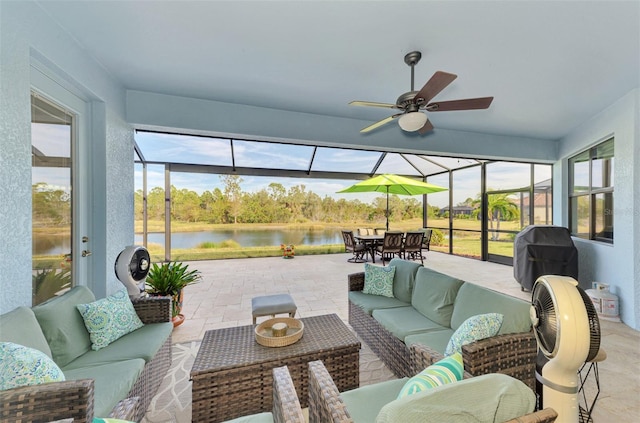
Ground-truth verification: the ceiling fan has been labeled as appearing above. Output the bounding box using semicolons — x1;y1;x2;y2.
349;51;494;134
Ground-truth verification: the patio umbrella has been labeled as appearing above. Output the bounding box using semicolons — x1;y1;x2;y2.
337;174;447;231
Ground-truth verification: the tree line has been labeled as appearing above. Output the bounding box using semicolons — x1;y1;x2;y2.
134;175;435;224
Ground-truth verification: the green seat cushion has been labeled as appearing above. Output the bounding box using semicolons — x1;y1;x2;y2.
63;322;172;370
450;283;531;334
32;286;95;367
388;258;423;303
404;329;455;355
63;358;145;418
372;307;447;340
0;306;52;358
375;373;536;423
222;412;274;422
341;377;408;423
411;268;464;327
349;291;410;315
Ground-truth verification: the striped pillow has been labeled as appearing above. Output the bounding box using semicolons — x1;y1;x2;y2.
397;352;464;398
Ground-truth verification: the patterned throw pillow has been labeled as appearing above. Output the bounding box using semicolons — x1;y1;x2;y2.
362;263;396;297
397;352;464;398
445;313;504;356
0;342;65;390
76;289;144;351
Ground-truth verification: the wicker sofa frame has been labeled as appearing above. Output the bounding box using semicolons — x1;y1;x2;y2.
308;343;558;423
0;296;172;423
348;271;538;389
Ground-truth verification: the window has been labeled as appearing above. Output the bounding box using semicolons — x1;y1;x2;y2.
569;138;614;242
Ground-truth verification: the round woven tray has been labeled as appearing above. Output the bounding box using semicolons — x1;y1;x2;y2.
255;317;304;347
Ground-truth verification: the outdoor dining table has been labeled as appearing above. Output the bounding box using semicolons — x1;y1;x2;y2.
354;234;384;263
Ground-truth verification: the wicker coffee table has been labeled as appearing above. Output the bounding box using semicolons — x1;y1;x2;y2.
190;313;360;423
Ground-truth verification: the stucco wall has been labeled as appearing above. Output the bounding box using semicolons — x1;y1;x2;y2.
0;1;133;313
556;89;639;329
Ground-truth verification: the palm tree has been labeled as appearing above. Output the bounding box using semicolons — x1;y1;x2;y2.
471;192;520;240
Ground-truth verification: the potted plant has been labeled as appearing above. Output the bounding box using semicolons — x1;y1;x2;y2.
145;261;201;327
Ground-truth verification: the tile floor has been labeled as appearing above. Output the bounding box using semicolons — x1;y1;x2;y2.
174;252;639;422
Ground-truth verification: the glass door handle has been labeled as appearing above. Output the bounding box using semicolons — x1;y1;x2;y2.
82;250;92;257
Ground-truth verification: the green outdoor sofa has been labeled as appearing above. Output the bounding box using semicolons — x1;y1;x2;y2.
308;348;558;423
348;258;537;388
0;285;173;423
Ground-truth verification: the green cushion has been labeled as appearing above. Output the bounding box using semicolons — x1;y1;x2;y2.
32;286;95;367
397;352;464;398
0;306;52;358
63;322;172;370
222;413;274;422
445;313;503;356
349;291;410;315
375;373;536;423
372;307;447;340
341;377;408;423
76;290;144;351
363;264;395;297
450;283;532;334
0;342;65;390
63;359;145;418
404;330;455;355
411;268;464;327
388;258;422;303
93;419;135;423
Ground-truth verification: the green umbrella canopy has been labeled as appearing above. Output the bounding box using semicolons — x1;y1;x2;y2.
337;174;447;230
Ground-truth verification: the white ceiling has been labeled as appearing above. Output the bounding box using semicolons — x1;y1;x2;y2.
37;1;639;141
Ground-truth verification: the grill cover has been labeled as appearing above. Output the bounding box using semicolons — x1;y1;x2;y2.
513;225;578;291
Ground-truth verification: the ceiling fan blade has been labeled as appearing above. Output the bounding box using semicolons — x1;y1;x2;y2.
418;119;434;134
349;100;397;109
427;97;494;111
414;71;457;105
360;114;399;133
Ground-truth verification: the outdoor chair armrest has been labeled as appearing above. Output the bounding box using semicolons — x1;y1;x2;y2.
132;295;172;323
108;397;140;420
308;360;353;423
461;331;537;390
272;366;305;423
504;407;558;423
348;272;365;292
409;343;473;378
0;379;94;423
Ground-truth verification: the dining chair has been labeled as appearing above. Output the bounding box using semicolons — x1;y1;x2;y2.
342;230;367;263
403;231;424;264
376;232;404;266
420;228;433;259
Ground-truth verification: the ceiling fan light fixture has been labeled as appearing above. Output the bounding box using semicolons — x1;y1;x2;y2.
398;112;428;132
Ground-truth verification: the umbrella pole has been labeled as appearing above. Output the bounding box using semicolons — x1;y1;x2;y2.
386;187;389;231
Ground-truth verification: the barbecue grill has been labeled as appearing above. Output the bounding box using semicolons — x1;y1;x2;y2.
513;225;579;292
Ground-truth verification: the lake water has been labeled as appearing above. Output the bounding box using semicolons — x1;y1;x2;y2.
135;228;343;249
34;228;344;256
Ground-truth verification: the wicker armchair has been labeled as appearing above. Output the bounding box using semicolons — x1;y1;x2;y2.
0;296;171;423
308;345;558;423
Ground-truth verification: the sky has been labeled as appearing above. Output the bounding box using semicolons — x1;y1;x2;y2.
31;126;551;209
134;132;551;208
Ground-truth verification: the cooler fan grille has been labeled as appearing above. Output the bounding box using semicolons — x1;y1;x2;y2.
577;286;601;361
532;284;558;356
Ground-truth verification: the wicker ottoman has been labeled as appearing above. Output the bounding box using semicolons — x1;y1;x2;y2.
251;294;297;324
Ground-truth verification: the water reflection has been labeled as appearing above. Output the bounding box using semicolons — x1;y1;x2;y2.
137;228;343;249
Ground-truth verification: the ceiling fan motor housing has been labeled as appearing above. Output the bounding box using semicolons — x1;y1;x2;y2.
531;275;599;423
